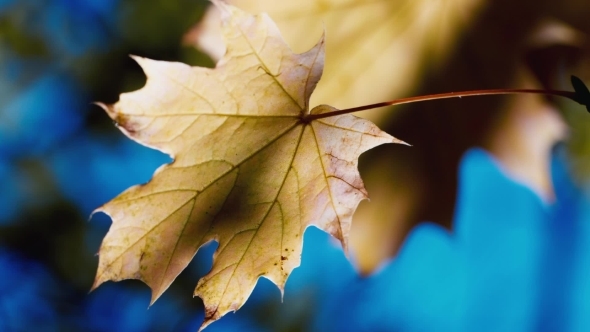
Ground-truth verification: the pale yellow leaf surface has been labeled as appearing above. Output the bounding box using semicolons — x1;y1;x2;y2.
92;2;402;329
187;0;484;122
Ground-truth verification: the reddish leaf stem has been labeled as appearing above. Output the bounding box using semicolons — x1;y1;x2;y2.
305;88;579;121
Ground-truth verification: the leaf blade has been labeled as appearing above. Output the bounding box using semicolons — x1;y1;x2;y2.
93;3;402;329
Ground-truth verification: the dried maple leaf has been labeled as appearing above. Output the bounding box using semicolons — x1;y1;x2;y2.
92;2;402;329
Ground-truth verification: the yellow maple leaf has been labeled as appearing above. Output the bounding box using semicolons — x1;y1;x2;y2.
92;2;403;329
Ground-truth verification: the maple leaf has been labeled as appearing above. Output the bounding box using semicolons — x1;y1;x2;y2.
92;2;403;329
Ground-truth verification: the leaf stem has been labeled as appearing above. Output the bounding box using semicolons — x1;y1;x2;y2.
306;88;579;121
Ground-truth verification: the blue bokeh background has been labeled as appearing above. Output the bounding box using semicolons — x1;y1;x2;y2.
1;1;590;331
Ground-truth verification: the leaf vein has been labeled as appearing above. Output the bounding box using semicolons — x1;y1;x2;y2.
212;125;305;306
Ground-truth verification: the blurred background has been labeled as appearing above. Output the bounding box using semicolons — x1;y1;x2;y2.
1;0;590;331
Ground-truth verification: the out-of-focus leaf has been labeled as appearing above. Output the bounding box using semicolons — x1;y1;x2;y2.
487;67;567;202
187;0;485;122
